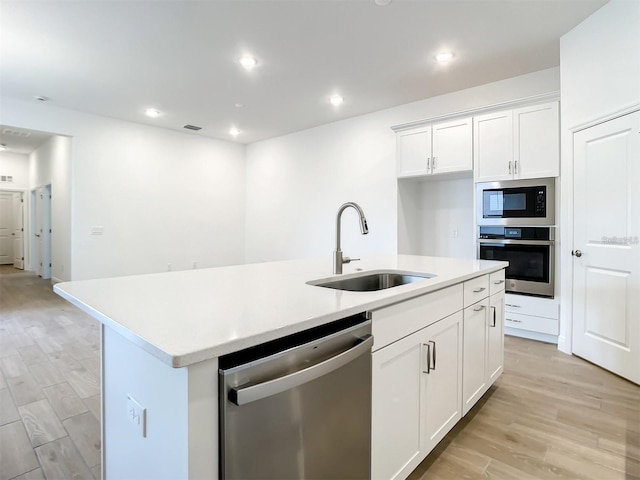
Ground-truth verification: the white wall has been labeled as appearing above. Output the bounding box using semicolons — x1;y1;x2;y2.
1;98;246;280
0;151;29;189
559;0;640;353
30;136;72;281
560;0;640;129
245;67;560;263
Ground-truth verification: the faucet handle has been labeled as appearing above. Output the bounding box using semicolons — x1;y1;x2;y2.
343;257;360;264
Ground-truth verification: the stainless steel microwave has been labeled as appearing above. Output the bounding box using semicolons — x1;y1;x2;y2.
476;178;555;226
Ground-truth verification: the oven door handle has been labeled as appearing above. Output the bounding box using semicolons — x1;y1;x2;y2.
477;239;555;246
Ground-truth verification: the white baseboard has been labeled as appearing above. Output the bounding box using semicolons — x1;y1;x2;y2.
505;327;558;344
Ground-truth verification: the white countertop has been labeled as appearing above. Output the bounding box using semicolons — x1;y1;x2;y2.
54;255;507;368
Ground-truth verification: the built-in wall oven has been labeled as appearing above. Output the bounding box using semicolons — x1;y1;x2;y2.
478;226;554;297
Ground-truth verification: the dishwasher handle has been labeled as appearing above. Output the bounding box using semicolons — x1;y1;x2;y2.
230;334;373;406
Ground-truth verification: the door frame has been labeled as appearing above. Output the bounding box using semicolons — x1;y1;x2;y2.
0;187;28;269
559;103;640;355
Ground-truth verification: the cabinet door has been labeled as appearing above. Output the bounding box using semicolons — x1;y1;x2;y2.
397;126;432;177
474;110;513;182
431;117;472;175
462;298;489;415
421;312;463;454
372;332;424;480
487;292;504;384
514;102;559;179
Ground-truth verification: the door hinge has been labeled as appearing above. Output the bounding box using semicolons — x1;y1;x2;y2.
49;229;52;233
21;257;24;261
49;263;52;268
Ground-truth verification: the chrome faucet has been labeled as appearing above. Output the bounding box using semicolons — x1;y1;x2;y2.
333;202;369;274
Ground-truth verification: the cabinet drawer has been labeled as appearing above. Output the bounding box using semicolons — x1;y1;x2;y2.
372;284;463;351
504;312;558;335
463;275;490;308
489;270;506;296
504;294;559;320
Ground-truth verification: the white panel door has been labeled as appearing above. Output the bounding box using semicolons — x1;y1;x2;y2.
0;192;13;265
572;111;640;385
35;186;52;279
13;192;24;269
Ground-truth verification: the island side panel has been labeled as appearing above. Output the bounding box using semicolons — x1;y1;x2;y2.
188;357;219;479
103;326;189;479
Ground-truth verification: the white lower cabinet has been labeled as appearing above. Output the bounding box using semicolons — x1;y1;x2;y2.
371;271;505;480
488;291;505;384
462;298;489;414
371;312;462;480
462;291;505;415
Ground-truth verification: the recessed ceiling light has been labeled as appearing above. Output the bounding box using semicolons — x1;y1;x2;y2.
229;127;240;136
374;0;392;5
145;108;161;118
435;52;454;64
329;95;344;106
0;144;7;151
35;95;48;102
234;103;244;108
239;56;258;70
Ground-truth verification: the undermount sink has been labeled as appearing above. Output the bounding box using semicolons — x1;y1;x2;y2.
307;270;436;292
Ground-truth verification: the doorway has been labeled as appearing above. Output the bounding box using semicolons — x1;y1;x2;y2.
0;190;25;269
571;111;640;385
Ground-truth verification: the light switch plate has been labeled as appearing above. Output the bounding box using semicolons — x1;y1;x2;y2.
127;395;146;437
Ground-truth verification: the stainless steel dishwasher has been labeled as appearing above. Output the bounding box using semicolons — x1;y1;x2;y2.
219;313;373;479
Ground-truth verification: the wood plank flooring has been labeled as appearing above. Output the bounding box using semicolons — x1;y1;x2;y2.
1;265;639;479
0;266;101;480
408;330;640;479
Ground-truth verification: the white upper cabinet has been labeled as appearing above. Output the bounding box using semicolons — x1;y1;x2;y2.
473;110;514;182
514;102;560;179
474;101;559;182
397;125;432;177
397;117;472;178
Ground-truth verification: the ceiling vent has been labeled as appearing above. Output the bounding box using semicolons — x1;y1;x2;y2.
2;128;31;138
183;125;202;131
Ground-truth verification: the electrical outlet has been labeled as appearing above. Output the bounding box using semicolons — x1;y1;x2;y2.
452;228;459;238
91;226;104;235
127;395;146;437
192;261;198;269
167;263;172;272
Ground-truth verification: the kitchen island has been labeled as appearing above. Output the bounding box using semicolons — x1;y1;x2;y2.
54;254;507;480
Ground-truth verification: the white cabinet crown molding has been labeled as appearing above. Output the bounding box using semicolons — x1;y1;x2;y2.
391;91;560;133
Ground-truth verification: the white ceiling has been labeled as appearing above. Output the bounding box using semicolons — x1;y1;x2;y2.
0;126;52;155
0;0;607;145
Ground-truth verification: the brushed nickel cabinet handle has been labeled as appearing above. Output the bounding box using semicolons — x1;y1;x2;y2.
473;287;486;293
422;343;431;374
474;305;486;312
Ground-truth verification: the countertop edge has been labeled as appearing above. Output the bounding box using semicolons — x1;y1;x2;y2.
55;260;508;368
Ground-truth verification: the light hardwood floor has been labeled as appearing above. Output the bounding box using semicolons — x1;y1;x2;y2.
1;266;639;480
0;266;100;480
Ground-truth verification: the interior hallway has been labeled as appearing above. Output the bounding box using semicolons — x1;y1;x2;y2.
0;265;639;480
